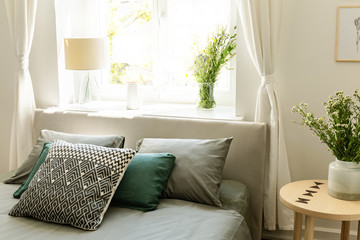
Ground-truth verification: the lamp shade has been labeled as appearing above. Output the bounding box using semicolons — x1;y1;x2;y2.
64;38;106;70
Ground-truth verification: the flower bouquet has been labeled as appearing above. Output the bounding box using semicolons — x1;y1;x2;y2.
192;26;237;109
293;90;360;200
292;90;360;163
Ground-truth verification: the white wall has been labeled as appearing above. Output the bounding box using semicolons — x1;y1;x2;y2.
1;0;360;236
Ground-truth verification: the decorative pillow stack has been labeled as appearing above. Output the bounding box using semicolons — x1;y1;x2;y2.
12;145;176;213
9;140;136;230
8;131;233;230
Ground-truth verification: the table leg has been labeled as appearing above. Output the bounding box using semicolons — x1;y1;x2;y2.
293;212;302;240
304;215;314;240
340;221;350;240
357;221;360;240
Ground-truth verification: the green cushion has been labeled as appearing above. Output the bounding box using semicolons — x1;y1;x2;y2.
112;153;176;211
13;142;52;198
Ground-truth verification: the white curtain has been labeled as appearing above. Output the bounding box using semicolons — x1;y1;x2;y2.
237;0;293;230
5;0;38;170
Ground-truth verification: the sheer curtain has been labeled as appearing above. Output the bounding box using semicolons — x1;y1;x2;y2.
237;0;293;230
5;0;38;170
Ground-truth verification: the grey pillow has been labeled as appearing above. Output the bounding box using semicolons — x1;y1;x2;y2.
4;130;125;184
137;137;233;207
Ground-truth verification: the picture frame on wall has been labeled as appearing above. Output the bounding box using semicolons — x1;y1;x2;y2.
336;6;360;62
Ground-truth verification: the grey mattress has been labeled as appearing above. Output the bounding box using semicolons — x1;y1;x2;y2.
0;172;252;240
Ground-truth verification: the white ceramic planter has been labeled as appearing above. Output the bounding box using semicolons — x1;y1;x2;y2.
126;82;142;110
328;159;360;200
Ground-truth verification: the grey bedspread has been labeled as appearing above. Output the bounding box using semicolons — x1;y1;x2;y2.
0;181;252;240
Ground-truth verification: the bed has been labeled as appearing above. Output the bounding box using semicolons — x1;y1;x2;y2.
0;110;268;240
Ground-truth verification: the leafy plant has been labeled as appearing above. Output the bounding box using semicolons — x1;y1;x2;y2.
192;26;237;109
107;1;152;84
197;83;215;109
110;63;129;84
292;90;360;163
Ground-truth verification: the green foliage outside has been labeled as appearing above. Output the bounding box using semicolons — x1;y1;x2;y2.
292;90;360;163
107;1;152;84
192;26;237;109
110;63;128;84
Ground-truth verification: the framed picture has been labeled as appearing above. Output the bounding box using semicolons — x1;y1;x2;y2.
336;6;360;62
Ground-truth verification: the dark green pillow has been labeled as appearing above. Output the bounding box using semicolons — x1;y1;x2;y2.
13;142;52;198
112;153;176;211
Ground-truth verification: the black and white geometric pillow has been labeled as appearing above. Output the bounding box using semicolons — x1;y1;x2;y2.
9;140;136;230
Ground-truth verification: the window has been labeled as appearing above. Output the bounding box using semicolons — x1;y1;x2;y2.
100;0;237;105
57;0;237;106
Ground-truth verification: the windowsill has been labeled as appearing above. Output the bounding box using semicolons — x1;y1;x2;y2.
43;101;243;121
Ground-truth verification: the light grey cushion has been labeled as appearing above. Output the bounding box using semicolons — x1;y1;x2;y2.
137;137;233;207
4;130;125;184
9;140;136;230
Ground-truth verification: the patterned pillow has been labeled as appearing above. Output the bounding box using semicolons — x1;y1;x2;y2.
9;140;136;230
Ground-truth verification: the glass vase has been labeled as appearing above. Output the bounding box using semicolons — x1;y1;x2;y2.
197;82;215;110
328;159;360;200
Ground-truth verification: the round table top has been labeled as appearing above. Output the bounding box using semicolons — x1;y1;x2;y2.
280;180;360;221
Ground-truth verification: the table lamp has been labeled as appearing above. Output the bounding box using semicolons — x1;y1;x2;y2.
64;38;106;104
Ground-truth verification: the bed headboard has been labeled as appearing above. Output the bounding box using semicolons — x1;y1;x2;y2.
34;109;268;240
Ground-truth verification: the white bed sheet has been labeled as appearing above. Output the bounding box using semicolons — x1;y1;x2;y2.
0;182;251;240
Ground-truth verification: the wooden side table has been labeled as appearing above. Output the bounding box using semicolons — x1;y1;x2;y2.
280;180;360;240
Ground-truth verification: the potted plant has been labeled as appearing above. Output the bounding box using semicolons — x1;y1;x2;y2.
292;90;360;200
192;26;237;110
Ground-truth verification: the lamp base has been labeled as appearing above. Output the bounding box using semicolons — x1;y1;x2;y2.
78;71;98;104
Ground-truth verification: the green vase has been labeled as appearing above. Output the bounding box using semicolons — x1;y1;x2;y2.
197;82;215;110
